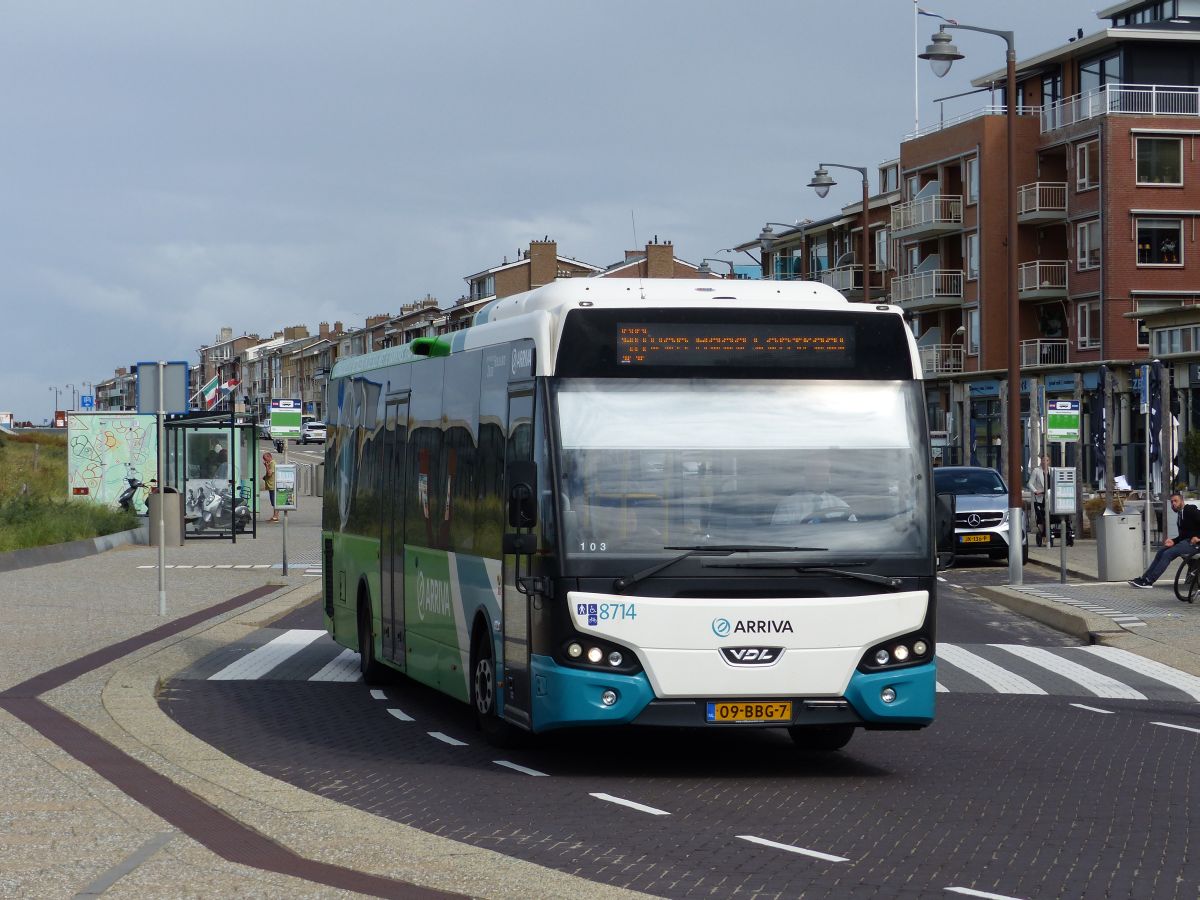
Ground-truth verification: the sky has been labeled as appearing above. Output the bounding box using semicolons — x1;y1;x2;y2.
2;0;1101;422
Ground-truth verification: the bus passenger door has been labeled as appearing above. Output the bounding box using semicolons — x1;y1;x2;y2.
501;386;535;727
381;395;409;665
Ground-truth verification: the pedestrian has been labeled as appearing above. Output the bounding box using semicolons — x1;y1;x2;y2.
262;451;278;522
1029;456;1048;546
1128;492;1200;589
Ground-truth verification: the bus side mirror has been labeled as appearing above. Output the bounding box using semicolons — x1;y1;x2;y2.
506;460;537;529
935;491;956;570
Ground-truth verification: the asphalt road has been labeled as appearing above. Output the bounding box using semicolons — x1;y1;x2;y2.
161;564;1200;899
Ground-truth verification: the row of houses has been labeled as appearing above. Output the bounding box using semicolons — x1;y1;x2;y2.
92;238;721;423
97;0;1200;490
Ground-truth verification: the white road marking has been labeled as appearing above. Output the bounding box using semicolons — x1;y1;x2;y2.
216;564;233;568
936;682;949;693
369;689;387;700
589;793;670;816
194;564;213;569
174;564;193;569
736;835;848;863
993;644;1145;699
1071;645;1200;702
387;708;414;722
253;564;271;568
428;731;466;746
233;564;253;569
494;760;548;777
945;887;1025;900
1070;703;1115;715
208;629;324;680
1152;721;1200;735
308;648;361;682
937;644;1047;694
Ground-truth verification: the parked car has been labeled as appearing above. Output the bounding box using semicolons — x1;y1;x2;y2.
258;421;272;441
300;420;326;444
933;466;1028;565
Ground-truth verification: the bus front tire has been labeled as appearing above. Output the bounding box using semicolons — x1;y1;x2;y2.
357;598;387;685
788;724;855;752
471;626;525;747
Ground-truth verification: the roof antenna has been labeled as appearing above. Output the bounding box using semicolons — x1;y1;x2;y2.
631;209;644;299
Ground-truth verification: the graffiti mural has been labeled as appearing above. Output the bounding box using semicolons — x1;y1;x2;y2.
67;413;158;512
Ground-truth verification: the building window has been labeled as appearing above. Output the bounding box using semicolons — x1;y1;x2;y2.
1077;220;1101;270
1042;70;1062;107
1076;140;1100;191
966;232;980;280
809;236;829;273
966;307;980;356
879;164;899;194
1137;318;1150;348
965;157;979;205
1137;218;1183;265
1079;50;1121;95
1153;326;1188;355
1136;137;1183;185
1077;300;1101;350
875;227;889;270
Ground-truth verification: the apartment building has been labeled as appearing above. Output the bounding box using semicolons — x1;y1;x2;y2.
93;367;137;412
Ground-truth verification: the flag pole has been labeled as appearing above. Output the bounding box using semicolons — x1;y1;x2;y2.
914;0;920;133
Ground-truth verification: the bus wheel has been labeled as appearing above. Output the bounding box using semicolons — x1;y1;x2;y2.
357;597;387;685
788;724;855;752
471;627;525;747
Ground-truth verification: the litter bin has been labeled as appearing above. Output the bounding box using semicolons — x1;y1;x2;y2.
147;490;184;547
315;463;324;497
1095;513;1143;582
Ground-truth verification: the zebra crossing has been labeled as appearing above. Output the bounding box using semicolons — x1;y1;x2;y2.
185;629;1200;704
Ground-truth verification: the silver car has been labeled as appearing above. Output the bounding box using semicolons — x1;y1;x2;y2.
933;466;1028;564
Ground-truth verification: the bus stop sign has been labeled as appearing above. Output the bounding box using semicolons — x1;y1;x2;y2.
1047;400;1080;442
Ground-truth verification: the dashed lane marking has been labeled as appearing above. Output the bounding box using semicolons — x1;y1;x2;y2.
369;689;387;700
1152;721;1200;735
1070;703;1115;714
388;709;414;723
736;835;848;863
589;793;670;816
494;760;548;777
945;887;1025;900
428;731;466;746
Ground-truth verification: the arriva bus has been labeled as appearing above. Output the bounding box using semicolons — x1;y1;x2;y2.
322;279;949;751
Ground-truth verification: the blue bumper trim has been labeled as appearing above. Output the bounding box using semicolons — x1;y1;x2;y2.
529;654;655;732
843;661;936;724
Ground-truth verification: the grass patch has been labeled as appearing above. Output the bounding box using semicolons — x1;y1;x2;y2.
0;431;138;551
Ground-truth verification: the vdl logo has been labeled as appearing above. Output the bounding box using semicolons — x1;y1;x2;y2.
711;618;732;638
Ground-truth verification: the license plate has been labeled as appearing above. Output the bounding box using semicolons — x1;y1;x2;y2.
706;701;793;723
960;534;990;544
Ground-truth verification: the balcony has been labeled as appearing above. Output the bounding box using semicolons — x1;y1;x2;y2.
918;344;964;375
817;265;885;300
1017;260;1068;300
1042;83;1200;133
890;269;964;312
1017;182;1067;223
891;195;963;240
904;105;1040;141
1020;339;1069;367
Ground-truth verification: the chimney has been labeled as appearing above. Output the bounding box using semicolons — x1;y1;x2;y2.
528;239;558;288
645;239;674;279
334;320;343;333
319;321;330;338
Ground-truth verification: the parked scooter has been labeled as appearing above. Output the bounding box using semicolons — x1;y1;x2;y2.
116;468;156;514
195;485;252;533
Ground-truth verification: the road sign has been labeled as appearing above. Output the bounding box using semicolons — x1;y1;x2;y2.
135;361;189;414
270;398;302;439
274;463;298;509
1051;467;1077;515
80;394;94;410
1046;400;1080;442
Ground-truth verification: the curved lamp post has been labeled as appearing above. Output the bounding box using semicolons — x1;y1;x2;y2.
696;258;736;278
921;22;1023;585
48;385;61;421
807;163;872;303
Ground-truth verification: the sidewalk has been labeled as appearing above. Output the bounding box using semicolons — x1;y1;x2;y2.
971;534;1200;678
0;484;640;899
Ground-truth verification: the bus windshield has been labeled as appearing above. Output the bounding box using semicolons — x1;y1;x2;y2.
554;379;929;562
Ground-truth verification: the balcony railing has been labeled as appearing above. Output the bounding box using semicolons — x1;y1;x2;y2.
891;195;963;238
1017;260;1068;299
904;105;1040;141
890;269;964;311
1042;83;1200;133
1017;182;1067;222
918;344;964;375
816;264;885;299
1020;339;1069;367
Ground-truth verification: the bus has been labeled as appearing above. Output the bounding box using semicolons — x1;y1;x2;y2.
322;279;947;751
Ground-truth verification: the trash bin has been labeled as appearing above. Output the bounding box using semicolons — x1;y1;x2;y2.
1095;513;1144;582
147;490;184;547
315;463;324;497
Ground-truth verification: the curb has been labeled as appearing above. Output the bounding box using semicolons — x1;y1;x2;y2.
0;524;148;573
970;584;1123;642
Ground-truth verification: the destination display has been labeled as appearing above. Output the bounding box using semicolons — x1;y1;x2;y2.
617;323;854;367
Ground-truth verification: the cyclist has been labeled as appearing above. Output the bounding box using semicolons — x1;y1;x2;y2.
1128;492;1200;589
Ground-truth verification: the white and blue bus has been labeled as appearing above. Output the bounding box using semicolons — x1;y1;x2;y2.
322;279;947;751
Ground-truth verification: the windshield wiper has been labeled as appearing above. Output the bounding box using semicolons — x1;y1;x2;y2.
701;560;903;591
613;545;826;594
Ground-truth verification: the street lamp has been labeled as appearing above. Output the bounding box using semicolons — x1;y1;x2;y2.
65;383;77;411
696;258;736;278
807;163;872;303
921;22;1023;585
48;385;61;420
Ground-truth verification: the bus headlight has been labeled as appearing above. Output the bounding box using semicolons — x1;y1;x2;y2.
587;646;604;664
859;632;931;672
567;642;583;659
874;649;890;665
608;651;623;667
